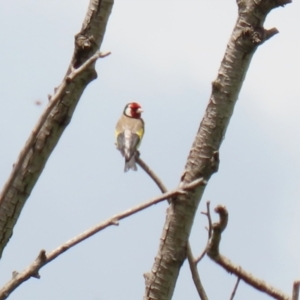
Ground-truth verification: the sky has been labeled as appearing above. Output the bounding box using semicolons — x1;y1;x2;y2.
0;0;299;299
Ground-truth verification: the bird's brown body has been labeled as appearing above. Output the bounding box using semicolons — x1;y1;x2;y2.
115;103;144;171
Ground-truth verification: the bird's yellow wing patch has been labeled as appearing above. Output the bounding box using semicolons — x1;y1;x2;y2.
115;129;121;145
135;127;144;140
135;127;144;148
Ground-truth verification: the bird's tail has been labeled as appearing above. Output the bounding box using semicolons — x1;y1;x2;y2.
124;155;137;172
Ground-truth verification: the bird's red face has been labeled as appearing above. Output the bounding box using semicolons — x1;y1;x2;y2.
124;102;143;119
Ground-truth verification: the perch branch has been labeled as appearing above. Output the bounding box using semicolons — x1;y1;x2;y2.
136;157;168;194
207;205;290;300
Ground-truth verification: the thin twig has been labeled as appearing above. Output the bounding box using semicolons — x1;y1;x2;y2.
186;244;209;300
207;205;290;300
205;201;212;238
136;157;168;193
136;157;208;300
195;201;212;264
292;280;300;300
0;179;201;300
67;51;111;80
229;277;240;300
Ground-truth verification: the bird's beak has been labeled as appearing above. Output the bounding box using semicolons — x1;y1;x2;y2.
137;108;143;113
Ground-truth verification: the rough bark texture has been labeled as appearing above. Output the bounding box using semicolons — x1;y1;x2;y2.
144;0;291;299
0;0;114;258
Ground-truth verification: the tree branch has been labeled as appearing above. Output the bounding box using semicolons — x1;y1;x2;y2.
136;157;168;194
293;280;300;300
143;1;291;299
194;201;212;264
207;205;290;300
0;178;204;300
0;0;114;259
229;277;241;300
137;157;208;300
67;51;111;81
186;244;209;300
1;51;110;213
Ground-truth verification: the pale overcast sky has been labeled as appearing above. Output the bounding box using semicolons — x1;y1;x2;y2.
0;1;299;299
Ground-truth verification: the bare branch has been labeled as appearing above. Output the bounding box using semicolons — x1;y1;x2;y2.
67;51;111;81
205;201;212;238
144;1;292;298
195;201;212;264
186;244;209;300
136;157;168;194
229;277;241;300
1;50;111;213
0;0;114;258
182;178;207;191
207;206;290;300
137;157;208;299
0;179;204;299
293;280;300;300
264;28;279;41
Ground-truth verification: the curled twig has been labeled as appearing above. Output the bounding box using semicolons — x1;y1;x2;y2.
207;205;290;300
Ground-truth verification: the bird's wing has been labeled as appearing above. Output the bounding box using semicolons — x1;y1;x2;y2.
115;115;144;160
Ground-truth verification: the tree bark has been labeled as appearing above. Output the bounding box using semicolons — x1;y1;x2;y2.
144;0;291;299
0;0;113;258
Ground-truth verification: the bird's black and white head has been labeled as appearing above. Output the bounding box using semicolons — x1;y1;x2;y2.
123;102;143;119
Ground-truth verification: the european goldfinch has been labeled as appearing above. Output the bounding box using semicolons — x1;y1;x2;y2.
115;102;144;172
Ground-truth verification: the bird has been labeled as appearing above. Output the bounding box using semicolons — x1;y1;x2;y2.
115;102;144;172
